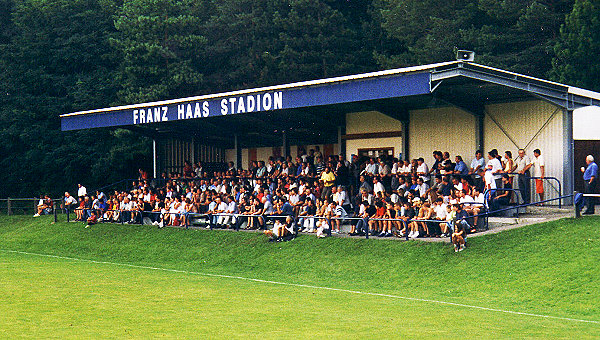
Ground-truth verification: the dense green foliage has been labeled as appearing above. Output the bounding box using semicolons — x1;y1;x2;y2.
0;215;599;336
0;0;597;197
552;0;600;91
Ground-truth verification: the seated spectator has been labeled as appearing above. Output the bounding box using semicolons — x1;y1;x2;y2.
181;198;194;226
368;201;386;235
85;210;98;228
74;197;85;221
61;192;77;213
440;204;454;237
97;198;109;221
264;216;295;241
378;201;396;237
408;201;434;238
416;177;429;200
396;201;414;237
364;158;378;177
490;175;512;211
246;197;264;230
315;200;333;238
110;198;121;222
349;200;369;236
34;194;53;217
373;177;385;196
331;201;348;234
299;198;317;232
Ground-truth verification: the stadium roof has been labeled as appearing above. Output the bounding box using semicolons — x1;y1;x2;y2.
60;61;600;147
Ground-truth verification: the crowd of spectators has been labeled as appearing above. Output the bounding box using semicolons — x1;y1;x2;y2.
63;146;545;244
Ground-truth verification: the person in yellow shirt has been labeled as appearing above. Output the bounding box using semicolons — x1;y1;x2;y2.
320;166;336;200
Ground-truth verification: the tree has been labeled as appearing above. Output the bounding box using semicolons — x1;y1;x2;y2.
0;0;151;197
374;0;572;78
201;0;375;92
374;0;482;67
551;0;600;90
112;0;209;103
471;0;572;77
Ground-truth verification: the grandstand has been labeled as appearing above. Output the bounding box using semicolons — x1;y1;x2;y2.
58;59;600;238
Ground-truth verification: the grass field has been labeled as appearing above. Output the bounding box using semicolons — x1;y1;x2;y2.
1;215;599;338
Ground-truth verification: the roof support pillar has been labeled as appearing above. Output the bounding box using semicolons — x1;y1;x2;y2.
401;117;409;161
152;138;157;179
338;125;346;160
476;113;484;153
563;108;574;205
282;131;289;158
234;134;242;170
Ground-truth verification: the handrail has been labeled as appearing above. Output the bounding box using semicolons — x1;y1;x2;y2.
502;174;562;208
64;193;576;241
483;188;523;220
480;194;573;218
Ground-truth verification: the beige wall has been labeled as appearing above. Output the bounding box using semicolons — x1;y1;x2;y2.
346;111;403;134
345;111;403;160
409;106;477;164
225;143;340;169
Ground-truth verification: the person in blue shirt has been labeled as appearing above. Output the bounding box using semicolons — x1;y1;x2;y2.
453;155;469;176
581;155;598;214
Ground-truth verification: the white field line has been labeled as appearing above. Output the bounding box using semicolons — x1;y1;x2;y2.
1;249;598;325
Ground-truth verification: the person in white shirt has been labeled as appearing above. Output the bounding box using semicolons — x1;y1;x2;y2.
532;148;545;203
416;177;429;199
213;196;228;227
391;160;401;175
484;165;496;190
373;177;385;196
365;158;378;176
77;184;87;199
62;192;77;213
487;151;503;188
219;195;238;227
416;158;430;182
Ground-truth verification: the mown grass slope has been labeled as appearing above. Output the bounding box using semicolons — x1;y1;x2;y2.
0;215;599;337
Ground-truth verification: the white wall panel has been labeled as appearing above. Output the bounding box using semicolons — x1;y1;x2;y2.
484;100;564;199
409;106;477;164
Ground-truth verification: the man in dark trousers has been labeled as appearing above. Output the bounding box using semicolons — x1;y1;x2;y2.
581;155;598;215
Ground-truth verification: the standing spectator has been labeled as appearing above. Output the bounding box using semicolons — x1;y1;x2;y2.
469;150;485;177
416;158;430;182
77;184;87;199
451;212;467;252
487;150;503;189
513;149;532;204
581;155;598;215
139;168;150;181
194;162;204;177
320;166;336;200
532;149;545;203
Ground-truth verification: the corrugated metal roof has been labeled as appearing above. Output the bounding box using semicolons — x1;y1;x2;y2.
60;60;600;118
